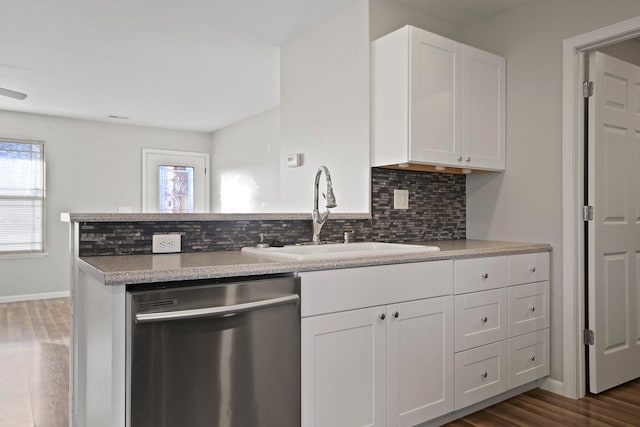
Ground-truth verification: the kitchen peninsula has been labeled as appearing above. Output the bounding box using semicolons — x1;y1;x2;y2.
67;213;551;427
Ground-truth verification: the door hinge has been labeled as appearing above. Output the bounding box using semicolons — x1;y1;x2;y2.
584;329;594;346
583;81;594;98
582;205;594;221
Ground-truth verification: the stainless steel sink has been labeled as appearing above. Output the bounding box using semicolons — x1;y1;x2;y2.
241;242;440;261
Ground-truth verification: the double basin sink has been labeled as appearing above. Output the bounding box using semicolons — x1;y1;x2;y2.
241;242;440;261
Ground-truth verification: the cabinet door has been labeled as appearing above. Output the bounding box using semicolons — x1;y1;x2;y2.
454;341;508;410
462;45;505;171
409;27;462;166
302;307;386;427
386;296;454;427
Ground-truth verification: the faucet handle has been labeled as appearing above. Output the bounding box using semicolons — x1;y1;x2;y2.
344;230;355;244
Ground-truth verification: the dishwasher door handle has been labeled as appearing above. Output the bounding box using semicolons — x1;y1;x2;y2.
135;294;299;323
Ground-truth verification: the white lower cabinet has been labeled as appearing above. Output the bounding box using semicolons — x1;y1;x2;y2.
301;296;454;427
301;252;551;425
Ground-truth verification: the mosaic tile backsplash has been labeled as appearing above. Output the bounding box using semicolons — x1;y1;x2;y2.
79;168;466;256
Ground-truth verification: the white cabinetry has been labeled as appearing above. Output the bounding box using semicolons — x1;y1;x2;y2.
371;25;505;173
300;261;454;427
452;252;550;410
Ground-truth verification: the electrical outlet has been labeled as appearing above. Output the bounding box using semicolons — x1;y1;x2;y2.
393;189;409;210
152;234;181;253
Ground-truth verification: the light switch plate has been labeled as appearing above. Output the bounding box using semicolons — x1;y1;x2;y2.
152;234;181;253
394;189;409;209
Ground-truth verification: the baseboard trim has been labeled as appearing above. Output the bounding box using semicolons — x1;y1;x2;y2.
0;291;70;303
540;377;565;396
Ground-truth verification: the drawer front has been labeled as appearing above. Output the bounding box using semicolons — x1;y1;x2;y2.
454;256;507;294
454;341;508;410
508;252;549;286
508;329;550;389
508;281;550;337
455;289;507;352
300;260;453;317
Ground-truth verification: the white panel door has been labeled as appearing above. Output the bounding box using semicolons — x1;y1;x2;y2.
386;296;453;427
587;51;640;393
301;307;386;427
142;148;210;213
409;28;462;166
462;45;506;170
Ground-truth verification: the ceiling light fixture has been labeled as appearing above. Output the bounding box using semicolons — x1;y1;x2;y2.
0;87;28;100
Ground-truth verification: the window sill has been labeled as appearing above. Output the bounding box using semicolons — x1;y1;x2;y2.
0;252;48;260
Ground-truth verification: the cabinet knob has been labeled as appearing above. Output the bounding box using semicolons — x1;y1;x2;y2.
530;267;536;273
379;313;386;320
393;311;400;318
480;371;488;379
529;305;536;312
457;156;463;162
480;316;488;324
529;355;535;362
466;157;471;162
481;273;489;279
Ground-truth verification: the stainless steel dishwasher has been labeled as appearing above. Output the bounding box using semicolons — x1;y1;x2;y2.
126;275;300;427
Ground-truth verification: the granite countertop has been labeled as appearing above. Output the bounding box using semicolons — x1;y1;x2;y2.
78;240;551;286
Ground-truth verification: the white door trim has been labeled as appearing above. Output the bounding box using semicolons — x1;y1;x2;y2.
562;16;640;399
141;148;210;213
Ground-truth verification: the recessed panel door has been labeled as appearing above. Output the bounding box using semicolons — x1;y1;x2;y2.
587;51;640;393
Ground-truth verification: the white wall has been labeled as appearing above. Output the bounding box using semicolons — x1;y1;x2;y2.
369;0;463;41
0;110;210;300
279;0;371;213
211;107;282;212
463;0;640;384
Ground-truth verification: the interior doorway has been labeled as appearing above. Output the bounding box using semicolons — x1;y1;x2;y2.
562;16;640;399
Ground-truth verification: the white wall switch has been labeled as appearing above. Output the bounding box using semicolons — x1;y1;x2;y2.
393;189;409;210
287;153;303;168
152;234;182;253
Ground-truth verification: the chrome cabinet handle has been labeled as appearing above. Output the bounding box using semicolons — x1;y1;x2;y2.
393;311;400;318
529;355;536;362
135;294;299;323
481;273;489;279
480;316;488;324
480;371;488;379
457;156;463;162
529;305;536;312
466;157;471;162
530;267;536;273
380;313;386;320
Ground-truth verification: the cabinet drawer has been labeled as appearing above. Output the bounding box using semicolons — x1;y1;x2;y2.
508;329;550;389
454;289;507;351
454;256;507;294
454;341;508;410
508;281;550;337
300;260;453;317
508;252;549;286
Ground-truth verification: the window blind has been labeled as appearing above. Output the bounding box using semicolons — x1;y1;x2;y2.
0;139;45;254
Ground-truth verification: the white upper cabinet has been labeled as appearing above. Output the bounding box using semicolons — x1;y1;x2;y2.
372;25;506;172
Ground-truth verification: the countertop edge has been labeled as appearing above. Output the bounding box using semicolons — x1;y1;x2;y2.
85;242;552;286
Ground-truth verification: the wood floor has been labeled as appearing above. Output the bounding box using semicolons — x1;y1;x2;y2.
0;298;639;427
0;298;69;427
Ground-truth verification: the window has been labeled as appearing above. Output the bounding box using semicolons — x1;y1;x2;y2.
158;165;194;213
0;139;45;254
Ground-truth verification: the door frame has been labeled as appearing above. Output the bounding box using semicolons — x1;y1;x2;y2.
562;16;640;399
141;148;210;213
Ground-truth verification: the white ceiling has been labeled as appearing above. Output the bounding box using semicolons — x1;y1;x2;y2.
1;0;528;133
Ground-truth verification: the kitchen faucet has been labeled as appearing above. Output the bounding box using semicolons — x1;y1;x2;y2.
312;165;337;244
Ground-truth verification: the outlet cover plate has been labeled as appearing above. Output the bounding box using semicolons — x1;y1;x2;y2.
393;189;409;210
152;234;182;253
